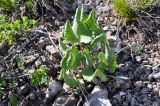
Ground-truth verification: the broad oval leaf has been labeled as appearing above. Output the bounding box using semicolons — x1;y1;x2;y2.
63;70;79;88
67;47;82;69
81;67;95;82
95;68;107;82
98;52;108;66
80;35;92;43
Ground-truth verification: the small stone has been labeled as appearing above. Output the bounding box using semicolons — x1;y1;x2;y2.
84;86;111;106
119;91;126;96
103;26;109;31
46;81;62;99
116;76;131;89
147;84;153;89
153;88;159;93
34;59;42;67
123;102;129;106
131;97;138;106
24;55;38;64
135;81;144;87
19;84;31;95
38;37;46;48
126;93;132;103
113;94;122;103
46;45;61;59
53;95;78;106
55;19;60;26
29;92;36;100
135;56;142;62
0;56;5;72
111;99;119;105
0;42;3;50
140;88;149;94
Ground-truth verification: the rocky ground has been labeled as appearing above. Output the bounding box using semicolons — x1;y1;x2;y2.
0;0;160;106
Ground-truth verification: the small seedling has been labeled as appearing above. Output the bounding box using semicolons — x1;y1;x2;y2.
112;0;133;19
131;44;143;56
59;7;117;88
0;15;36;44
134;0;153;10
30;66;50;86
15;55;25;70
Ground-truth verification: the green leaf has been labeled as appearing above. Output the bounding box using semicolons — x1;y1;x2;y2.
91;33;105;46
93;26;104;36
82;67;95;82
59;40;68;55
60;47;82;70
67;47;82;69
63;20;78;43
96;68;107;82
60;49;70;70
81;48;95;81
74;7;81;21
72;19;92;39
80;5;87;21
86;8;97;30
80;35;92;43
9;96;17;106
98;52;108;66
63;70;79;88
105;43;117;73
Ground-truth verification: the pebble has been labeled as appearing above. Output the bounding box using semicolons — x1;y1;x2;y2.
0;56;5;72
126;93;132;103
46;45;61;59
84;86;111;106
24;55;38;64
135;56;143;62
131;97;138;106
46;80;62;99
29;92;36;100
19;84;31;95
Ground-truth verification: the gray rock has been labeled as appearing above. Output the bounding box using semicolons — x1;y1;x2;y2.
119;91;126;96
0;42;3;49
113;93;122;103
135;56;142;62
46;45;61;59
126;93;132;103
19;84;31;95
55;19;60;26
148;72;160;81
103;26;109;31
131;97;138;106
116;76;131;89
0;56;5;72
96;6;111;16
46;80;62;99
34;59;42;67
84;86;112;106
53;94;78;106
152;65;160;71
24;55;38;64
140;88;149;94
38;37;46;48
29;92;36;100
